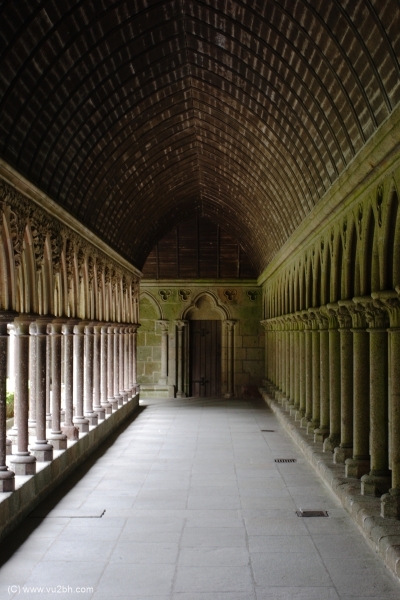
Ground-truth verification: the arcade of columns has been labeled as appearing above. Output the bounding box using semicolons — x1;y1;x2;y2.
261;156;400;520
0;177;141;494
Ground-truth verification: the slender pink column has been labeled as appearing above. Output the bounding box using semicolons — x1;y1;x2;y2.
114;326;123;406
84;324;98;425
107;325;118;410
30;319;54;460
132;324;139;395
28;322;37;433
73;323;89;432
0;313;16;491
48;321;68;450
92;324;105;420
100;324;112;414
118;325;128;404
10;317;36;475
61;321;79;439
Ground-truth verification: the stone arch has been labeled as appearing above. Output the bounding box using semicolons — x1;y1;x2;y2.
362;206;380;295
139;291;163;321
182;291;230;321
383;185;400;288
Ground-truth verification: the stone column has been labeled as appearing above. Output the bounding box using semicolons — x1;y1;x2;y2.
260;320;268;382
307;309;320;434
132;324;139;395
157;320;169;385
323;304;341;453
287;317;295;409
314;308;329;443
114;326;123;407
92;324;105;420
0;313;16;491
360;301;391;495
224;320;236;398
377;292;400;518
118;325;127;404
61;321;79;439
46;323;52;427
30;319;54;460
10;317;36;475
301;311;312;429
333;303;354;463
48;320;67;450
176;320;187;398
293;316;301;416
73;323;89;432
100;324;112;414
296;314;306;421
84;324;98;425
284;318;290;403
345;298;370;479
28;322;37;433
107;325;117;410
123;325;130;399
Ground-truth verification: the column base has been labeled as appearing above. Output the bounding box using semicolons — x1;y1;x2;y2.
224;392;234;398
61;424;79;440
94;406;106;420
300;416;311;429
101;402;113;415
176;391;187;398
48;432;67;450
0;468;15;492
314;428;329;443
7;427;18;443
306;421;316;435
345;457;370;479
333;445;353;464
6;439;12;455
381;489;400;519
10;453;36;475
323;434;340;453
361;471;391;496
84;412;98;426
294;409;304;422
30;442;54;462
73;417;89;433
289;405;299;417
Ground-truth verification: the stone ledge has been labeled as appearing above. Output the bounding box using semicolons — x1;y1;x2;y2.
259;386;400;584
0;394;140;543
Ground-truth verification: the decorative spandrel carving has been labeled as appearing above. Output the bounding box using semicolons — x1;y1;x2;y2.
159;289;171;302
247;290;259;301
87;256;94;290
224;289;237;302
178;289;191;302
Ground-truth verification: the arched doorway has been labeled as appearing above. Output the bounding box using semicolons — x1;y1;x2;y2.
183;294;230;398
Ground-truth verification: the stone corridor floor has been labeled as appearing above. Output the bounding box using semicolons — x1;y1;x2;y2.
1;397;400;600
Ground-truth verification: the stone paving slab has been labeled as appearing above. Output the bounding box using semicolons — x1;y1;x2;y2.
0;396;400;599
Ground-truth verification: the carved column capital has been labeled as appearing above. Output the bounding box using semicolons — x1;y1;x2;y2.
338;298;367;329
156;319;169;332
372;290;400;328
175;319;188;330
324;303;340;329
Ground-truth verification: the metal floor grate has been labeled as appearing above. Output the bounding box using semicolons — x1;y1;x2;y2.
296;509;329;517
274;458;297;463
261;429;275;432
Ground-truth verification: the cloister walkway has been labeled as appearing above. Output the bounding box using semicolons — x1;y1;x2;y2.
0;397;399;600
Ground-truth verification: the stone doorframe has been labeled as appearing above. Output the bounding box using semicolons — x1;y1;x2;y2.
173;292;236;398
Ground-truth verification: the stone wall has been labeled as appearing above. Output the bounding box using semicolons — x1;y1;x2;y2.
138;282;264;398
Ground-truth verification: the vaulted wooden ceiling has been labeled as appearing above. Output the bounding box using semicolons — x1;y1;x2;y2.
0;1;399;273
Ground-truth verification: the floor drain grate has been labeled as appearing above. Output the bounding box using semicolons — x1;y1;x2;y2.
261;430;275;432
274;458;297;463
296;509;329;517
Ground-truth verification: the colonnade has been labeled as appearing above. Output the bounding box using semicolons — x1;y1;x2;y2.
262;290;400;519
0;314;139;492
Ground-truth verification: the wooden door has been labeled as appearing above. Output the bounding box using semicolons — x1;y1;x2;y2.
190;320;221;397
